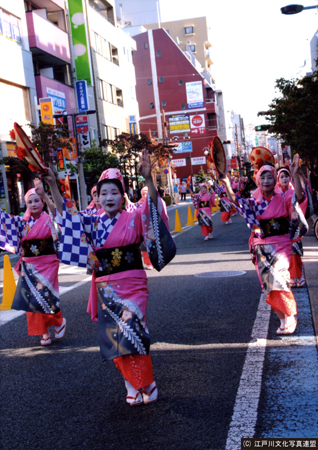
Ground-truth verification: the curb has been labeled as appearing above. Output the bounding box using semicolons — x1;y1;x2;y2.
302;227;318;347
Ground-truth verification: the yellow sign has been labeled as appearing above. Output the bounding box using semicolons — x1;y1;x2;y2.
39;97;54;124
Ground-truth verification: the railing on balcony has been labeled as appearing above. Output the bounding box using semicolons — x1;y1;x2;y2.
26;11;71;65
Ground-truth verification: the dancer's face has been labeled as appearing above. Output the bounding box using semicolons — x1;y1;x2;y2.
279;171;291;189
201;186;207;194
99;182;123;218
93;190;101;208
27;194;43;218
259;171;275;196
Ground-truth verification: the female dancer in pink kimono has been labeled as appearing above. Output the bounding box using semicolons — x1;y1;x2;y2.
124;186;154;269
83;185;101;215
276;167;307;287
219;154;308;335
0;183;66;346
191;182;216;240
42;150;176;406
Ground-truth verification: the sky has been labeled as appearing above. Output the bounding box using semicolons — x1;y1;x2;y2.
159;0;318;126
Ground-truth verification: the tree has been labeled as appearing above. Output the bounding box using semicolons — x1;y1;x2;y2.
82;140;120;191
0;122;71;176
258;67;318;163
195;166;207;184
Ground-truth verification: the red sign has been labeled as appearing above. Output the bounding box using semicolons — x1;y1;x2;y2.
75;115;89;135
190;114;206;135
192;115;203;126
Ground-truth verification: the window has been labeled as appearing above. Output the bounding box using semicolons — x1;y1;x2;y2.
153;130;157;136
184;26;194;35
161;101;166;107
102;81;107;101
159;77;164;83
188;44;196;53
150;103;154;109
103;39;111;60
116;88;123;107
94;32;101;53
156;51;161;57
186;156;191;163
144;42;148;49
106;83;113;103
178;80;183;85
111;45;119;65
148;79;152;85
97;78;103;99
181;104;186;110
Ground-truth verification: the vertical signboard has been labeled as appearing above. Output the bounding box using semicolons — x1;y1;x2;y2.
76;80;89;112
186;81;204;109
68;0;92;85
39;97;54;124
75;115;91;150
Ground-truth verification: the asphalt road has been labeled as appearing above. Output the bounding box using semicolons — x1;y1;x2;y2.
1;202;317;450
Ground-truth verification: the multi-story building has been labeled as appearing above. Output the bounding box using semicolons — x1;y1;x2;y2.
132;28;220;184
0;1;38;214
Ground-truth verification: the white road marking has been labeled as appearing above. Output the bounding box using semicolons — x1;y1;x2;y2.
59;276;91;295
225;293;271;450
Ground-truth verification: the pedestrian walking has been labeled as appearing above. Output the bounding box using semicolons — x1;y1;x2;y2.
42;150;176;406
173;183;179;204
190;182;215;240
0;181;66;346
179;183;187;201
219;154;308;335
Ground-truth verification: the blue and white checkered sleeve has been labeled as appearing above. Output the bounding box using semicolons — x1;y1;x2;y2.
0;209;23;254
58;200;95;267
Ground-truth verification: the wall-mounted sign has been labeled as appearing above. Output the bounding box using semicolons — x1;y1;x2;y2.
169;114;190;134
171;158;186;167
191;156;206;166
173;141;193;153
190;114;206;135
76;80;89;112
186;81;204;109
39;97;54;124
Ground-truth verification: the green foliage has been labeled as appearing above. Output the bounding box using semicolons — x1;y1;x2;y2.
195;166;207;184
258;67;318;162
82;140;120;190
29;122;71;165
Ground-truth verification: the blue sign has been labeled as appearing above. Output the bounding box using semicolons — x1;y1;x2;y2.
173;141;193;154
47;89;66;112
129;122;137;135
76;80;89;112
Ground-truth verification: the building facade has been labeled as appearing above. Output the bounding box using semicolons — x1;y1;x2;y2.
132;28;220;185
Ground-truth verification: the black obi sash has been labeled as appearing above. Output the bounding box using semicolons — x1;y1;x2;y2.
22;237;55;257
199;200;209;208
259;217;290;238
95;243;143;277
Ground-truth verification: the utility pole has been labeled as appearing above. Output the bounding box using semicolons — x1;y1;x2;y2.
162;109;173;196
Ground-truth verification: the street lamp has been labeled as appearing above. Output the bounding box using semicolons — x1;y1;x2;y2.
280;4;317;14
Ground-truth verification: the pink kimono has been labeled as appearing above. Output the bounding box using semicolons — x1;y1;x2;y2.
191;191;215;236
0;210;63;335
56;194;176;389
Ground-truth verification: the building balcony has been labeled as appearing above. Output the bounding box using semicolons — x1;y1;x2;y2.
26;11;71;66
205;98;219;115
31;0;65;11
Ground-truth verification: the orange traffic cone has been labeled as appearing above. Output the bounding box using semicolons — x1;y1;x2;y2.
0;255;17;310
173;210;184;232
186;205;195;226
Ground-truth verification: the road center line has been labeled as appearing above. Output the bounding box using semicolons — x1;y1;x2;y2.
225;293;271;450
